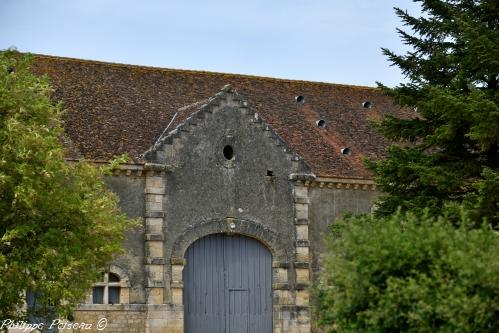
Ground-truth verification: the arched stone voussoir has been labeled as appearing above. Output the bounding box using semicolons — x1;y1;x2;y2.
171;218;291;263
108;264;131;287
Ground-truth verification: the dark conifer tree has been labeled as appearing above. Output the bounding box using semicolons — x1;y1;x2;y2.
370;0;499;224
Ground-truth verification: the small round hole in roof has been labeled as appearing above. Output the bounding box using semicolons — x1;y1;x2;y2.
316;119;326;128
341;147;351;156
362;101;372;109
295;95;305;103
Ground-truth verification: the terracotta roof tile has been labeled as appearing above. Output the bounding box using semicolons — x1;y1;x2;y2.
31;54;412;178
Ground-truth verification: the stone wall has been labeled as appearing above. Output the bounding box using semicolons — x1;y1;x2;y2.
308;178;380;273
70;306;146;333
105;174;147;304
307;177;380;332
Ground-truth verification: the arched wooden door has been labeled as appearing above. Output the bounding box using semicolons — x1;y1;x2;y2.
183;234;272;333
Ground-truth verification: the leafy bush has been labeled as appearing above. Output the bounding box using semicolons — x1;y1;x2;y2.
315;211;499;332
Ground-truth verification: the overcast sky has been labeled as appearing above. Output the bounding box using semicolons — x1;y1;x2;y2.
0;0;421;87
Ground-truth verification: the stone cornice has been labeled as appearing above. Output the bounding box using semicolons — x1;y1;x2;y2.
64;159;171;177
296;176;377;191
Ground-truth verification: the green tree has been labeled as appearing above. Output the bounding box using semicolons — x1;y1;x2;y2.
315;212;499;333
0;50;134;321
370;0;499;224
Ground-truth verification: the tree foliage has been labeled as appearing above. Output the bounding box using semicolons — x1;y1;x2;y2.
0;50;135;320
315;212;499;332
370;0;499;224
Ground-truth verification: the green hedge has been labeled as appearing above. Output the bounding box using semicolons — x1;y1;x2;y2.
315;212;499;332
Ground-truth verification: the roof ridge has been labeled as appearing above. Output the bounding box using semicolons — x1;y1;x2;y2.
32;53;380;91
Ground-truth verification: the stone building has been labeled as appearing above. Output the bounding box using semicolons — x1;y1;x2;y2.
30;55;411;333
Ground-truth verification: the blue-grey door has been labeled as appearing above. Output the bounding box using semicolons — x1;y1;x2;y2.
184;234;272;333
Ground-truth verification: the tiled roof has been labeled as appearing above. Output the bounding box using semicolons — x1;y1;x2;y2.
31;54;412;178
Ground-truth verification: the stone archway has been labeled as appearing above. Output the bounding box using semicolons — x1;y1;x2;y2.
170;218;291;263
168;219;298;333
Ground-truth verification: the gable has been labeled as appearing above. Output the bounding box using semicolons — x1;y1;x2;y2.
144;85;308;169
